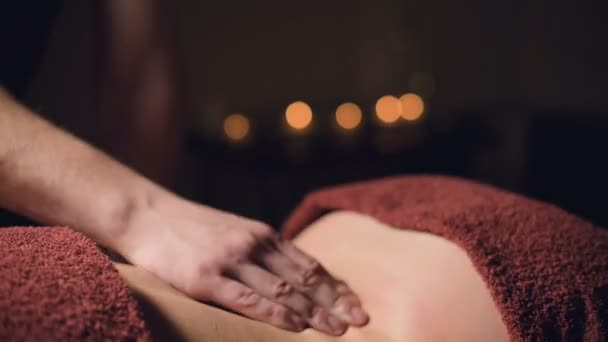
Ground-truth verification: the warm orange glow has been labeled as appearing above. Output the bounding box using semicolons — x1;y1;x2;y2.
399;93;425;121
223;113;250;141
335;102;362;130
285;101;313;130
375;95;401;124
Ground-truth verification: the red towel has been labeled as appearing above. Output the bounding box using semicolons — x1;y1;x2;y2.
282;175;608;342
0;227;150;341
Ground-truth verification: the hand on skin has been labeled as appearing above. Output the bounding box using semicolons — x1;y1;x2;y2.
116;196;369;335
0;89;367;336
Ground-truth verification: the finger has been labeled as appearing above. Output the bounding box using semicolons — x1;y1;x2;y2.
329;280;369;326
208;277;307;332
279;240;321;269
255;240;323;293
253;246;350;332
278;241;370;326
229;263;346;335
228;263;313;317
253;245;351;333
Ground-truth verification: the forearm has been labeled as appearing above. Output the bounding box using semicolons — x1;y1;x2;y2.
0;88;172;249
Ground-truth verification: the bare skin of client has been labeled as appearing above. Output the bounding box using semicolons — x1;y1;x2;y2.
116;211;510;341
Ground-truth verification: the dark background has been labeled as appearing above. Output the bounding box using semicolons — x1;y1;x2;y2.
3;0;608;229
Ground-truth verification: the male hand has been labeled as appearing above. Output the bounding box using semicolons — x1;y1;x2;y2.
116;196;369;335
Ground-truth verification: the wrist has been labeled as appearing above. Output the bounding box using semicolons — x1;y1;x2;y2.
99;182;175;255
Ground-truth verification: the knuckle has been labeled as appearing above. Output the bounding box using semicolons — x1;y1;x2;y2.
271;281;293;300
250;222;275;242
239;232;259;249
225;234;258;260
298;261;322;286
268;305;289;323
306;260;322;273
235;289;260;309
335;280;351;295
182;274;215;299
333;292;353;309
252;223;274;238
301;254;320;267
197;260;220;276
181;279;202;298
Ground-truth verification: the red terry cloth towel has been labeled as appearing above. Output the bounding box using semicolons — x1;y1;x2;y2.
0;227;150;341
282;175;608;342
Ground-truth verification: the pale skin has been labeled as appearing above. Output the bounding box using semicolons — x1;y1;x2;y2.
116;211;511;341
0;0;368;335
0;87;368;335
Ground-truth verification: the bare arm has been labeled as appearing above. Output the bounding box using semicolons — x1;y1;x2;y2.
0;88;368;335
0;0;369;334
0;87;165;248
0;0;183;245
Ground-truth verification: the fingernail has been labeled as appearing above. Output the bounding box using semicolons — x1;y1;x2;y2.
327;315;347;335
350;306;369;325
288;314;307;331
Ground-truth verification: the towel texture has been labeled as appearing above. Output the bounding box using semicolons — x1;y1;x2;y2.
0;227;150;341
282;175;608;342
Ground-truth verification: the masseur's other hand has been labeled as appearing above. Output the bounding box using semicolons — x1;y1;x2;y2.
116;195;369;335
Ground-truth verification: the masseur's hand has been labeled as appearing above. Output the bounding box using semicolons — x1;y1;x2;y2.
0;88;367;336
116;195;369;335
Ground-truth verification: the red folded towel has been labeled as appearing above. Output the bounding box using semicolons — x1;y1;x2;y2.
282;175;608;342
0;227;150;341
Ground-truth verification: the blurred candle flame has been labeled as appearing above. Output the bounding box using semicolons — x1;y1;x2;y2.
285;101;313;130
375;95;401;124
223;113;250;141
336;102;363;130
399;93;425;121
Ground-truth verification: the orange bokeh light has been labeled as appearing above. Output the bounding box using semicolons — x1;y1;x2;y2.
400;93;425;121
375;95;401;124
223;113;250;141
285;101;313;130
335;102;362;130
